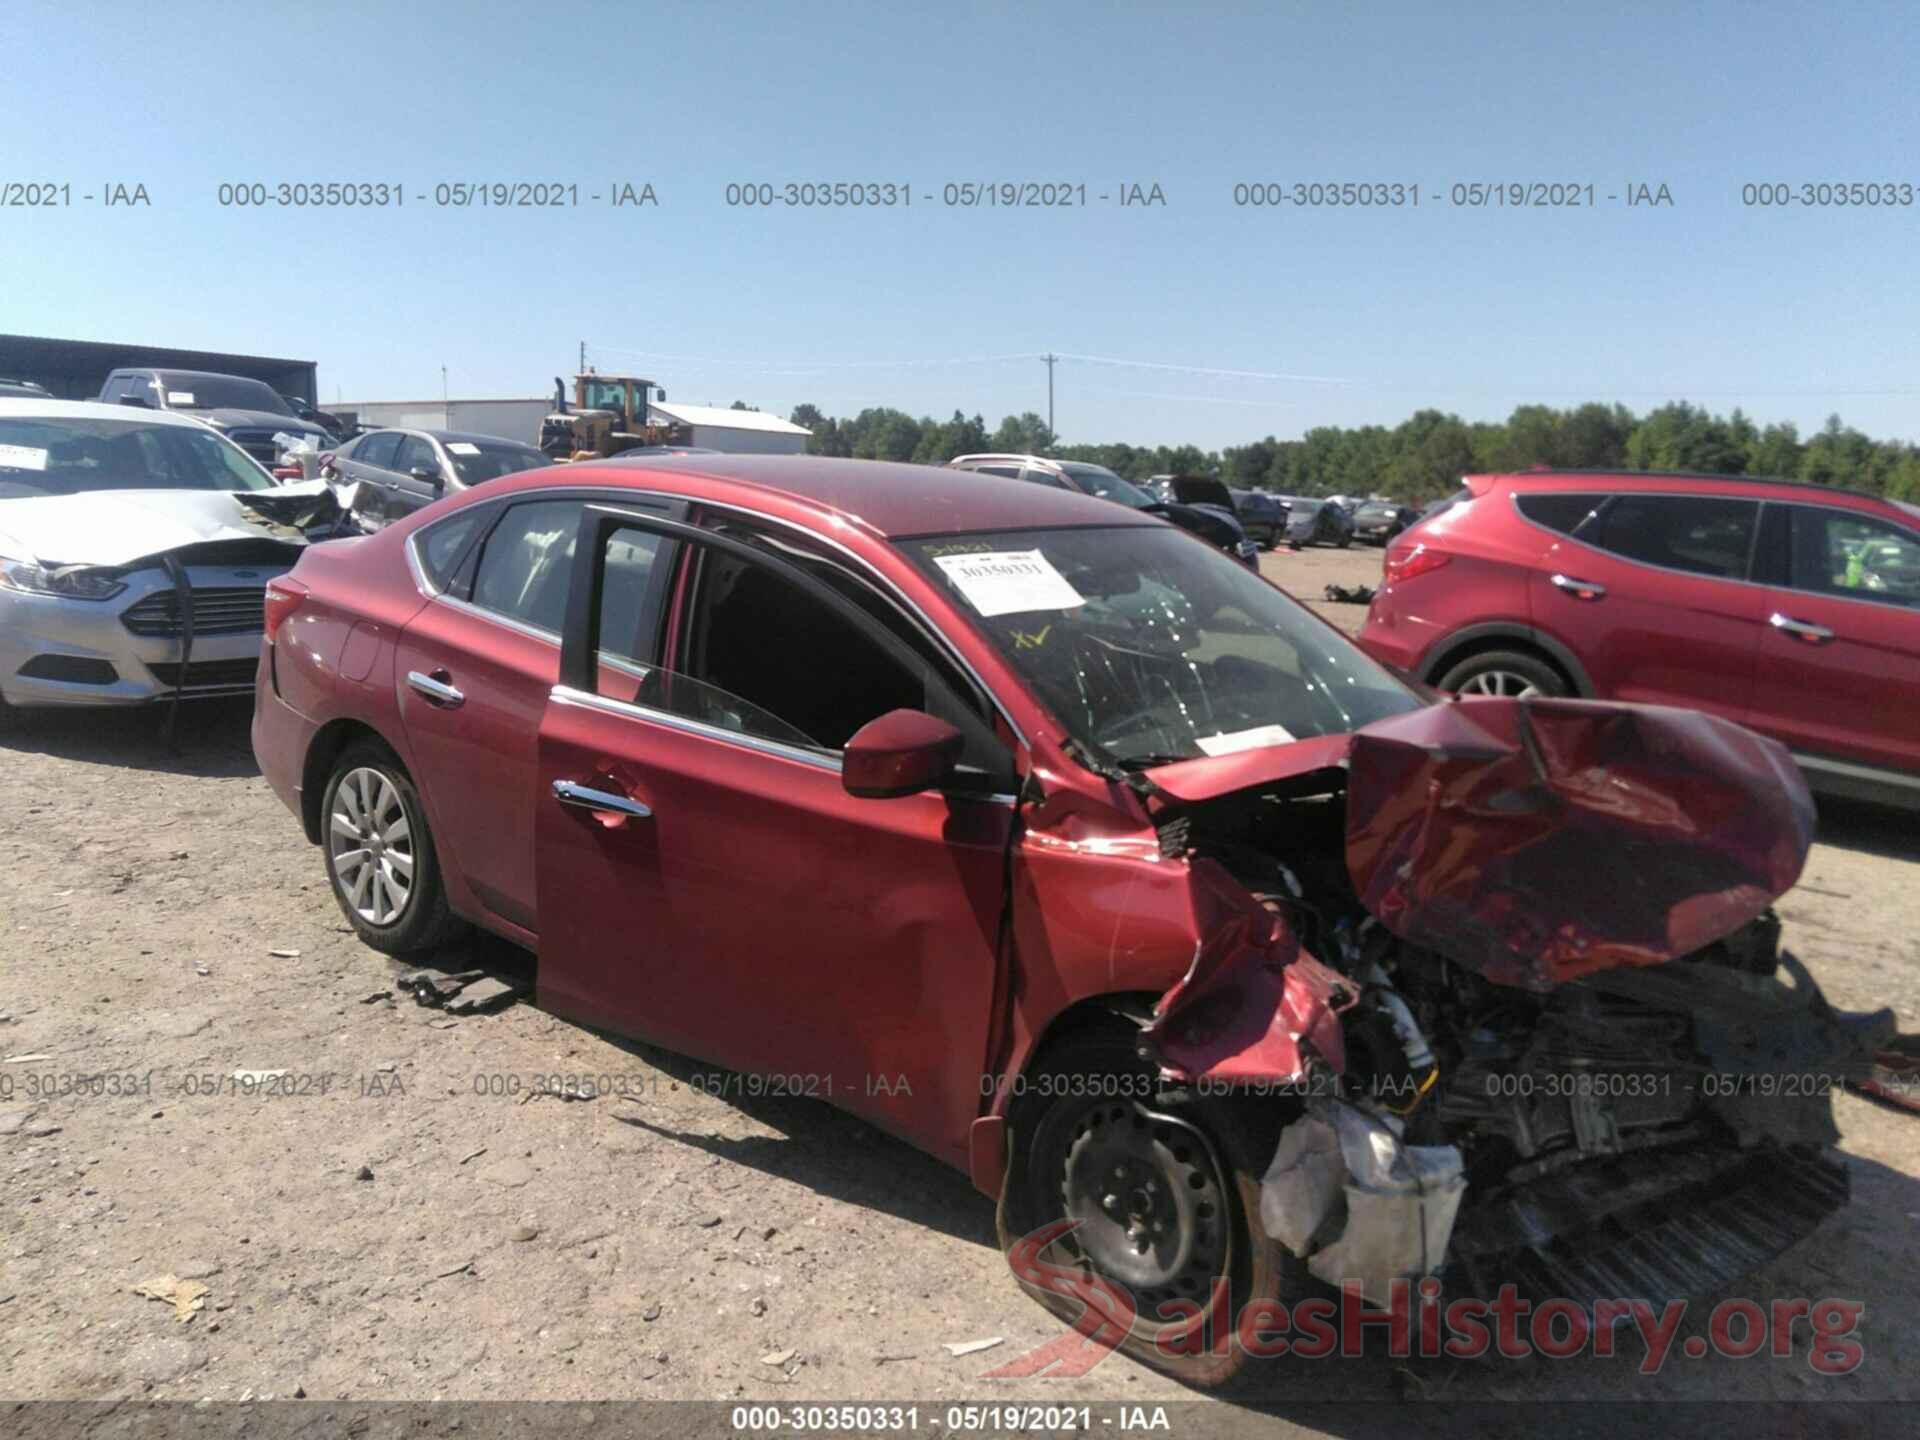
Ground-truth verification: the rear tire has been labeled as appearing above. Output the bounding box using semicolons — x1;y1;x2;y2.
1000;1034;1304;1387
321;741;467;955
1437;647;1569;700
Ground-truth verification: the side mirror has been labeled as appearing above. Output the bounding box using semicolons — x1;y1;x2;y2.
842;708;964;799
410;465;444;488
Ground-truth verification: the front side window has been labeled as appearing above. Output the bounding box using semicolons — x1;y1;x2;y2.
0;416;271;495
469;499;583;633
1591;494;1758;579
905;526;1421;768
355;431;402;471
393;435;440;478
664;548;929;753
1791;507;1920;606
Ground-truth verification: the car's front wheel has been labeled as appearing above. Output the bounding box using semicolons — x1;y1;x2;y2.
1437;648;1569;700
1002;1035;1301;1387
321;742;467;954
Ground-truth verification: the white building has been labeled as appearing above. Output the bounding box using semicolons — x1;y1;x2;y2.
335;398;549;446
648;400;811;455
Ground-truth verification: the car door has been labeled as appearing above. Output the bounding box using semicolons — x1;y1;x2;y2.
532;505;1016;1162
1524;490;1766;720
342;431;404;527
389;434;449;520
395;491;686;932
1746;501;1920;781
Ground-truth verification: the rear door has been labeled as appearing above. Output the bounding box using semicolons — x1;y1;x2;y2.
532;507;1015;1162
1747;502;1920;780
395;491;684;931
1523;490;1766;720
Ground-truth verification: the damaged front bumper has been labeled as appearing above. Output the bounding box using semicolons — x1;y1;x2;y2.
1135;697;1890;1309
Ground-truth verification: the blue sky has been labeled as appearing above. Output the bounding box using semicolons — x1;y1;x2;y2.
4;0;1919;448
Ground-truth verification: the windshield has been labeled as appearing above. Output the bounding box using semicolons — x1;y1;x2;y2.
905;526;1422;767
0;416;273;496
446;441;553;485
155;372;290;414
1060;463;1156;509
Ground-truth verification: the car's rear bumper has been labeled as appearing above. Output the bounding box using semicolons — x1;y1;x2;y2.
251;656;320;834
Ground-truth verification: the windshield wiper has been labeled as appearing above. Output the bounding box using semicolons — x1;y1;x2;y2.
1114;752;1195;771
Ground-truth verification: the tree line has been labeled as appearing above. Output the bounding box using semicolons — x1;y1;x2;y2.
783;400;1920;504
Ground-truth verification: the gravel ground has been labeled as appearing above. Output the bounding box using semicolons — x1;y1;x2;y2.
2;542;1916;1425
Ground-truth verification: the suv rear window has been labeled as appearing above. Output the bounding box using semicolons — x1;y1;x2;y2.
1590;495;1758;580
1515;491;1604;536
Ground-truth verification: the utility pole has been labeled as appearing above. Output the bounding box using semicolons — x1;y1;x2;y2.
441;365;449;428
579;340;587;374
1041;353;1058;444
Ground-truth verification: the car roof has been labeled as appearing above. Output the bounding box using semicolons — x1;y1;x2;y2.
367;428;540;448
112;366;267;383
550;454;1160;538
1484;467;1904;512
0;397;217;429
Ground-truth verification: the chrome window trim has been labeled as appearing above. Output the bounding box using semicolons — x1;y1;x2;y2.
400;481;1033;753
551;683;841;773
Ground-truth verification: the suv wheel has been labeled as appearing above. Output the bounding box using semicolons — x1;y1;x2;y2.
1438;648;1568;700
321;742;467;955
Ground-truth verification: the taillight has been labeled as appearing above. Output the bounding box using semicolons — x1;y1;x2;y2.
263;576;310;643
1384;542;1451;585
271;464;303;481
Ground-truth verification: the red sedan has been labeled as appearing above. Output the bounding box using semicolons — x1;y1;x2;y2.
253;456;1880;1383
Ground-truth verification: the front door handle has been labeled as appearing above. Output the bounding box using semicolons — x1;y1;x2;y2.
1770;612;1835;644
406;669;466;707
1549;573;1608;600
552;779;653;819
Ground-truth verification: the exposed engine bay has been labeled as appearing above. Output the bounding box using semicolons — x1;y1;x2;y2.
1139;698;1893;1308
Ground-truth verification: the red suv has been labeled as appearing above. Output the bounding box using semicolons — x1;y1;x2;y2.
1357;470;1920;807
252;456;1879;1382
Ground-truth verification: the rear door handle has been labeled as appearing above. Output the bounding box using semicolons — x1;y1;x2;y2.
552;779;653;819
406;669;466;707
1549;573;1607;600
1770;612;1835;644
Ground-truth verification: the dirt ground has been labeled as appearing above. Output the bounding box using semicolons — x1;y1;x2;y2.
2;541;1917;1425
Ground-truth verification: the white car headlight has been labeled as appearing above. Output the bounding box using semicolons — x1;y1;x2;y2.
0;558;128;601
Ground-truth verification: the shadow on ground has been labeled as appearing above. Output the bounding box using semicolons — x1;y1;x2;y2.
1813;796;1920;863
0;697;259;778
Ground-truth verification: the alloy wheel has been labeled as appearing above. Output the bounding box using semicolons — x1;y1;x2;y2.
1457;669;1541;698
328;766;415;925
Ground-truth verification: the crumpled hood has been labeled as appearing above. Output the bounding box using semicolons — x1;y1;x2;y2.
1344;697;1814;987
0;483;329;567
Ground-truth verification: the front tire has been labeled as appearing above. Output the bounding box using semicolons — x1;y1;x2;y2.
1436;647;1569;700
1000;1035;1301;1387
321;742;467;955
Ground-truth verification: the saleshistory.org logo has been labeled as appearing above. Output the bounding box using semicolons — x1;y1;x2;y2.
985;1220;1866;1378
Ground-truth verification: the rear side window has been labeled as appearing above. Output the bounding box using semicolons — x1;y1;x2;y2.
416;510;488;591
1515;491;1604;536
470;499;583;634
1590;494;1758;580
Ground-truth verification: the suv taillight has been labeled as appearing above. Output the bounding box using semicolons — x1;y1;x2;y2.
263;576;310;643
1384;542;1451;585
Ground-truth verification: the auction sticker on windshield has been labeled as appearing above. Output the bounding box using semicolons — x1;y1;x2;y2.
166;391;196;405
0;444;49;471
934;549;1086;618
447;442;481;455
1195;724;1296;757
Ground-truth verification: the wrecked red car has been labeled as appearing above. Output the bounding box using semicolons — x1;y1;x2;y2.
252;456;1888;1385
